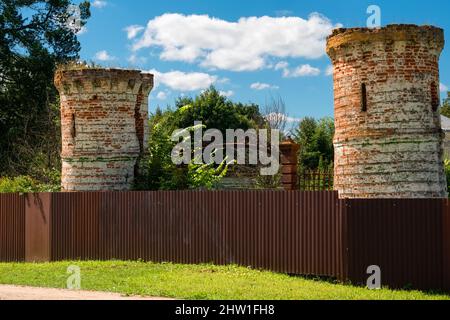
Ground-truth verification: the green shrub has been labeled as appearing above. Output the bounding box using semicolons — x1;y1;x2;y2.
0;176;37;193
445;159;450;197
0;172;60;194
135;119;229;191
187;160;229;190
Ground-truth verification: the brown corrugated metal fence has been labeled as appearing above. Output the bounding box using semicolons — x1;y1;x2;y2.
0;191;449;291
0;194;25;262
343;199;446;290
50;191;344;279
442;199;450;290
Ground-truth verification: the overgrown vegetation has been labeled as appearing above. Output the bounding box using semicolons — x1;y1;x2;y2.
440;91;450;118
135;87;269;191
294;117;335;171
445;159;450;196
0;170;60;193
0;0;90;181
0;261;448;300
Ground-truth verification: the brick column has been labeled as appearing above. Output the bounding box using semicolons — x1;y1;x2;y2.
327;25;447;198
280;138;300;191
54;68;154;191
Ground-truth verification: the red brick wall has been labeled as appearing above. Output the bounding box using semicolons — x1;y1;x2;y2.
54;68;153;191
327;25;447;198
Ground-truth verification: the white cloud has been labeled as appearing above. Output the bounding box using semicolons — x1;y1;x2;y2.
286;64;320;77
124;25;145;40
146;69;218;91
275;61;320;77
132;13;340;72
92;0;107;8
77;26;88;35
440;83;448;92
156;91;168;100
274;61;289;71
94;50;115;61
219;90;234;97
325;65;333;76
250;82;279;90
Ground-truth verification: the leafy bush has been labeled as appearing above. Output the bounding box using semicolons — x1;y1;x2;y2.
187;160;229;190
0;176;39;193
445;159;450;197
440;91;450;118
294;117;335;171
135;87;265;191
0;171;61;194
135;115;229;191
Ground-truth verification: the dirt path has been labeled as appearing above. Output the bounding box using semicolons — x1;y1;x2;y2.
0;285;174;300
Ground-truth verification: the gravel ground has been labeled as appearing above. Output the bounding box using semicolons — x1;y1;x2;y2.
0;285;173;300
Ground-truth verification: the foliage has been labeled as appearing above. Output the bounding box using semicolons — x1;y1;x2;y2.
298;168;334;191
0;171;60;193
187;160;229;190
294;117;335;171
254;126;282;189
136;87;267;191
0;261;448;300
0;176;38;193
445;159;450;198
135;108;187;190
0;0;90;180
255;171;281;189
135;116;229;191
441;92;450;118
135;110;230;191
173;86;265;132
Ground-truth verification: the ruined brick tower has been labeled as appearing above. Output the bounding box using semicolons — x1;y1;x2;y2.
55;68;153;191
326;25;448;198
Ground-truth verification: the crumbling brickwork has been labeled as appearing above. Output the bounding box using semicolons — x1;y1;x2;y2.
280;138;300;191
54;68;153;191
327;25;448;198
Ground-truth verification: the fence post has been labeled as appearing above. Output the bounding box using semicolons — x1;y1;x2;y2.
280;138;300;191
25;193;52;262
339;197;349;283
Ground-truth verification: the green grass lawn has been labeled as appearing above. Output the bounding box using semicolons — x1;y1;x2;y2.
0;261;448;300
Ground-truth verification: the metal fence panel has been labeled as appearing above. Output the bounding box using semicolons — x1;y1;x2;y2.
0;194;25;262
1;191;449;291
344;199;444;290
48;191;343;278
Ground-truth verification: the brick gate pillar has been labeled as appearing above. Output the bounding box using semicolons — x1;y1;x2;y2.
280;138;300;191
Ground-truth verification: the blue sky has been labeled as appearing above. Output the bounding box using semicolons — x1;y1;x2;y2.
76;0;450;121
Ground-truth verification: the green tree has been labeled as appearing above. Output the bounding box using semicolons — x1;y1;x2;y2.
136;111;229;191
441;92;450;118
0;0;90;179
136;87;268;190
173;86;265;132
294;117;335;171
445;159;450;198
136;108;189;190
